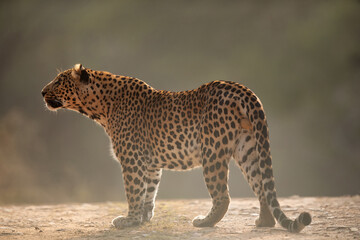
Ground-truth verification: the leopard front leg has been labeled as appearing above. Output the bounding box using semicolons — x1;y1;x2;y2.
112;159;147;229
143;168;162;222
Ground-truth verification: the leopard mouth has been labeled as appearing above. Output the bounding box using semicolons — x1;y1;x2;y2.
45;98;63;109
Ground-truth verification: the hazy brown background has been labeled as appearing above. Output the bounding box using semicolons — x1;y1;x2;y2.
0;0;359;204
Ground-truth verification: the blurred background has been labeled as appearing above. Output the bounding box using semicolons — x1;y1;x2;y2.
0;0;359;205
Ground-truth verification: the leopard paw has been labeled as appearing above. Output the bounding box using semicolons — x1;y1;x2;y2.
255;216;276;227
112;216;142;229
192;215;215;227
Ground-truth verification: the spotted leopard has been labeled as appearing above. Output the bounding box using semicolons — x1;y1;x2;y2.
41;64;311;232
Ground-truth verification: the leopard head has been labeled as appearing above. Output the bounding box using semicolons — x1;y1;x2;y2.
41;64;91;112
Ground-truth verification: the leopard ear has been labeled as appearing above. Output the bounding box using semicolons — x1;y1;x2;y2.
72;63;89;84
74;63;82;74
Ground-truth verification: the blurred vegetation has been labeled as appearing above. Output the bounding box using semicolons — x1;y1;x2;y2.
0;0;359;204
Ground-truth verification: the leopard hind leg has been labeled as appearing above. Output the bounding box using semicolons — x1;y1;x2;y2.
192;129;232;227
233;130;275;227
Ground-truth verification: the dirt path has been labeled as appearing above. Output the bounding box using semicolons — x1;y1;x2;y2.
0;196;359;239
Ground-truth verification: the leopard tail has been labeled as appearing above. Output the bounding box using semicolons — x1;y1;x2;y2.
239;86;311;233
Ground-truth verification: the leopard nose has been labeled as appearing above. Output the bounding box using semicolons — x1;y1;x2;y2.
41;90;47;97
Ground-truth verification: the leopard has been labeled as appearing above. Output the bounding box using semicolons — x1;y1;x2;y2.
41;64;311;233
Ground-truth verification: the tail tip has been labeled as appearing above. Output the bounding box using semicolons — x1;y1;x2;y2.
299;212;312;226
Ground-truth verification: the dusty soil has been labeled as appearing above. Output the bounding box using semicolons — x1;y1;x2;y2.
0;196;359;239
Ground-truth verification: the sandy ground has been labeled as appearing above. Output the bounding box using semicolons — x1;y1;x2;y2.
0;196;359;240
